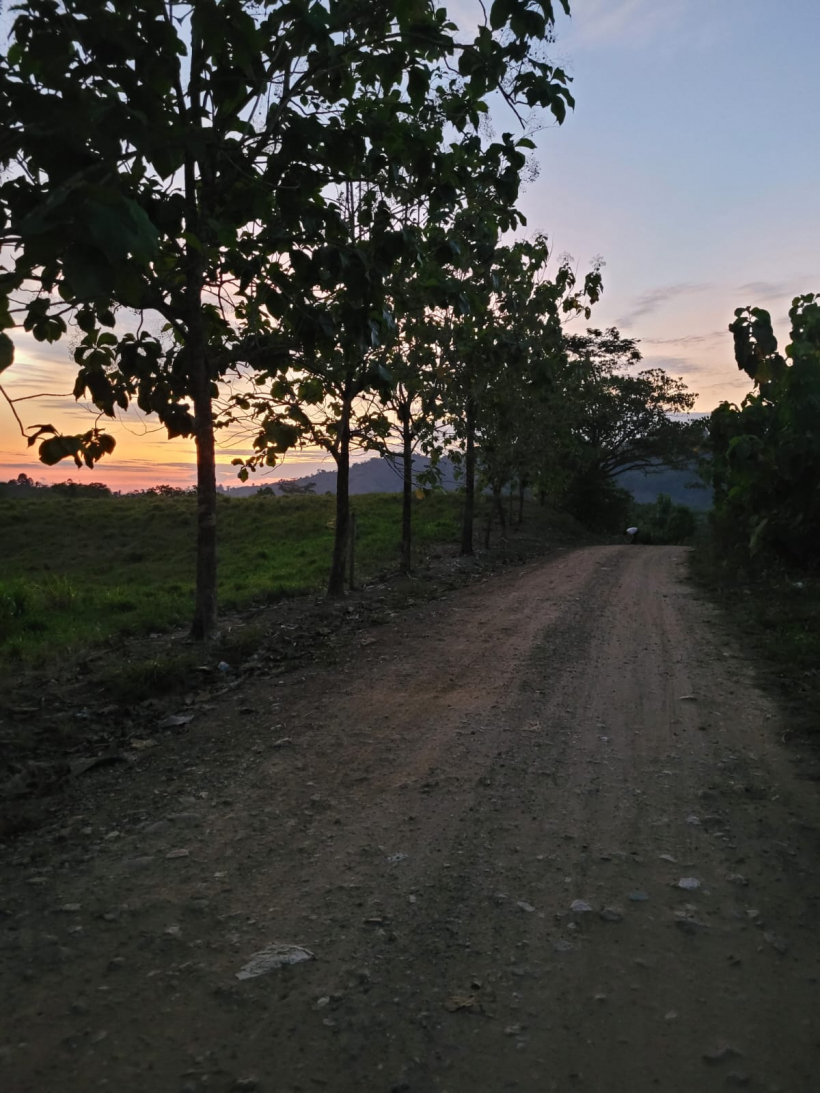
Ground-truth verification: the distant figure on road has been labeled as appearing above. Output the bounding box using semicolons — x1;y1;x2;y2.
626;526;638;543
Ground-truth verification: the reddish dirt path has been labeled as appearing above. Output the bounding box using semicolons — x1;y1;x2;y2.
2;545;820;1092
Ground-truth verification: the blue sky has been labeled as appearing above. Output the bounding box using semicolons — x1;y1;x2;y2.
513;0;820;402
2;0;818;487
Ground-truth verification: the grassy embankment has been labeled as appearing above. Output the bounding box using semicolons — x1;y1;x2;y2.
691;539;820;727
0;491;462;664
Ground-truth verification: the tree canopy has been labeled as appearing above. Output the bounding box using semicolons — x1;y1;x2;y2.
1;0;579;629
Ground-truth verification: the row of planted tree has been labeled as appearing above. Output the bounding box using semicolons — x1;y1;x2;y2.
0;0;700;638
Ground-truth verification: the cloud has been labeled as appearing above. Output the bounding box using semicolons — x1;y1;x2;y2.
640;354;697;373
639;355;726;387
617;282;711;327
570;0;687;48
642;330;726;348
735;278;810;301
568;0;729;51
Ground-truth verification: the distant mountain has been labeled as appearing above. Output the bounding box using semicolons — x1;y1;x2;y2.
220;454;712;511
221;456;460;497
615;463;711;510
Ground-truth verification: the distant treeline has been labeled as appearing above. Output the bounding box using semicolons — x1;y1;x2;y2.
0;474;200;499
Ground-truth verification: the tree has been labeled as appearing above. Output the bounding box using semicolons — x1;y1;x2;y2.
558;327;700;524
435;239;602;553
379;306;446;575
2;0;580;617
0;1;535;627
705;294;820;567
225;2;581;592
631;492;696;544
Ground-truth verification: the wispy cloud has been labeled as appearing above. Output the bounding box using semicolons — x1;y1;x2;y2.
570;0;689;48
640;355;737;387
568;0;729;51
641;354;696;373
736;278;811;301
642;330;726;348
617;282;711;328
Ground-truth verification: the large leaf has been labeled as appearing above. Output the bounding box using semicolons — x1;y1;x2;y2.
0;333;14;374
39;435;82;466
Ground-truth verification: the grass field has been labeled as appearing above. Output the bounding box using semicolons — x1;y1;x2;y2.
0;491;462;664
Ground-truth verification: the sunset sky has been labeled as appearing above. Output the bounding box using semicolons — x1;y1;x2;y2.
2;0;818;491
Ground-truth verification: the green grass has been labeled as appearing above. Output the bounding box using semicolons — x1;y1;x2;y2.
0;491;461;664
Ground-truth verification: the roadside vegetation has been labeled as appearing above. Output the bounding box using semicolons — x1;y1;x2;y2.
0;0;704;644
629;492;698;545
694;294;820;723
0;491;463;663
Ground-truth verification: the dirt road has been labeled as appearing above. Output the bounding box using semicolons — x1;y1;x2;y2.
2;545;820;1092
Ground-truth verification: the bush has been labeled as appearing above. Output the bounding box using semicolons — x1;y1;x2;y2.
631;493;697;544
564;471;632;533
704;295;820;570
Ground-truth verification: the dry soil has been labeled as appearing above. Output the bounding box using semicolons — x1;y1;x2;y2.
2;545;820;1093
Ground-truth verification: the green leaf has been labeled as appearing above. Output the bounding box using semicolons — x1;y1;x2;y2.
489;0;514;30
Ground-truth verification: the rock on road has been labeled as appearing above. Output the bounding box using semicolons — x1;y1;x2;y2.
2;545;820;1092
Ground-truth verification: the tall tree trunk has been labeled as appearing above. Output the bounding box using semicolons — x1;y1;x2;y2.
348;509;356;591
518;476;526;526
190;342;218;639
328;393;352;597
460;392;476;555
400;403;413;576
484;493;493;549
508;482;514;524
182;59;217;640
494;482;507;540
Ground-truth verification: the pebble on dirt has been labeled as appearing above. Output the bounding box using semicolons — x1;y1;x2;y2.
599;906;624;922
703;1045;744;1064
158;713;194;730
763;931;788;955
235;943;314;980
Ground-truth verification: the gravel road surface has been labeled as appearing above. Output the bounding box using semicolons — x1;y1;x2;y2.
2;545;819;1092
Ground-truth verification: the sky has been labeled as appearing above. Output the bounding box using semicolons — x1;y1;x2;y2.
1;0;818;490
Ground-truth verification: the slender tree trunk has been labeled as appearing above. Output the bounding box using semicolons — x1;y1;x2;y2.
494;482;507;540
190;341;218;639
460;393;476;555
400;404;413;576
508;482;514;524
484;493;493;549
539;488;547;507
182;57;217;640
348;510;356;591
518;477;526;526
328;393;352;597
